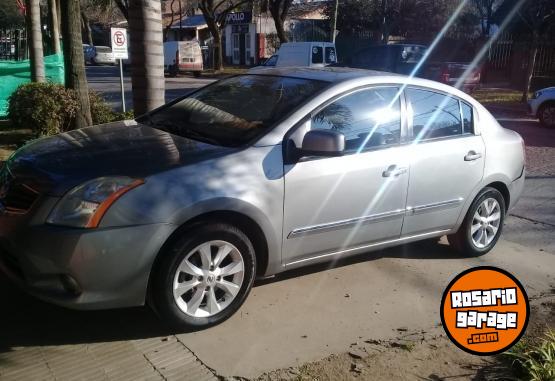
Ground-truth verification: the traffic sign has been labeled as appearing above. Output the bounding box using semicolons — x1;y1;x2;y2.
111;27;128;59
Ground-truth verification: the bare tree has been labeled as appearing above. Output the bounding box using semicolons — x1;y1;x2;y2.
25;0;45;82
128;0;165;114
60;0;92;128
198;0;251;71
268;0;293;44
518;0;555;101
474;0;500;37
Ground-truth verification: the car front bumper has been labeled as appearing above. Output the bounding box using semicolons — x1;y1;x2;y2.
0;206;175;310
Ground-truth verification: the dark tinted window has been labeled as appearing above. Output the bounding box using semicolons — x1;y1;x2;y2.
312;46;323;64
264;55;278;66
351;47;389;70
311;87;401;153
142;75;327;147
461;102;473;134
407;88;462;141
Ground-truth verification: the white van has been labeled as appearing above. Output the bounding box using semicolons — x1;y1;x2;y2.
261;42;337;68
164;41;203;77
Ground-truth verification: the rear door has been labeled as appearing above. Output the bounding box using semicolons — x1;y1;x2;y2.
402;88;485;236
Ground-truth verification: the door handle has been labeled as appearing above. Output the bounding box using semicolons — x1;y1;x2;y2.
383;165;408;177
464;151;482;161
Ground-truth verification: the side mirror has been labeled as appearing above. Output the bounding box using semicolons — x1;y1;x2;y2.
300;129;345;157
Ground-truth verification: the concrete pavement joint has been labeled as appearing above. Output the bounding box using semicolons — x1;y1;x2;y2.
174;335;220;380
142;352;167;381
509;213;555;228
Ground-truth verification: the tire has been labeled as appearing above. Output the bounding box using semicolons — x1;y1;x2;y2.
151;223;256;330
538;102;555;128
447;187;506;256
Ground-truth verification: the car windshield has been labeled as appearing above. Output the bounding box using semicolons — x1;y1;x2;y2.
141;75;328;147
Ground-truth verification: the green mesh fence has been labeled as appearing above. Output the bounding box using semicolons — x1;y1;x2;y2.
0;53;64;118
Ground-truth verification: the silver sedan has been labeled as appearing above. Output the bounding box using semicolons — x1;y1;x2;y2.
0;67;525;329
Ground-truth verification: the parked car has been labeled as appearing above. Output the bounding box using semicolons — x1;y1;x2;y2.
340;44;481;92
528;87;555;128
82;44;96;65
164;40;203;77
0;67;525;329
257;41;337;68
92;46;115;65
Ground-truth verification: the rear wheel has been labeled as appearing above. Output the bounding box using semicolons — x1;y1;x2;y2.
448;187;505;256
538;102;555;128
151;223;256;329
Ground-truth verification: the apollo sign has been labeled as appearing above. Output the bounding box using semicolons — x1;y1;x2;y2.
226;11;252;25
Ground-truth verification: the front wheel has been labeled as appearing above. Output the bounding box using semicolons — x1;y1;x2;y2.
151;223;256;330
448;187;506;256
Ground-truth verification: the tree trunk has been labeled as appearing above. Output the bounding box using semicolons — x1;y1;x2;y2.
128;0;165;115
522;34;538;102
25;0;45;82
48;0;61;54
202;13;224;71
81;12;93;45
269;1;289;44
60;0;92;129
212;28;223;71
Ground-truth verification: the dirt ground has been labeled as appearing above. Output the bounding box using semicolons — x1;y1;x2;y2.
253;294;555;381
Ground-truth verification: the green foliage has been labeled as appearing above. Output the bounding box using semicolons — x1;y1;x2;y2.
89;90;116;124
8;83;133;138
505;329;555;381
89;91;134;124
0;0;25;28
8;82;79;137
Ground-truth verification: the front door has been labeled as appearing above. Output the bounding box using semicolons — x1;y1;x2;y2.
232;34;240;65
402;88;485;236
283;87;409;265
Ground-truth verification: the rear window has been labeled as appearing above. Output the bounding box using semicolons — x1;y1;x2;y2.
325;47;337;63
311;46;323;64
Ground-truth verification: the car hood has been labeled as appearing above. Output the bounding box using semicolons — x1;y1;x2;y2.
4;120;235;196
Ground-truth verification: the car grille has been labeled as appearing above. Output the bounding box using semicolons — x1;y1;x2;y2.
0;167;40;214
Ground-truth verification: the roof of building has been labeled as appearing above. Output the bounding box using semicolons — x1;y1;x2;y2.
169;14;207;29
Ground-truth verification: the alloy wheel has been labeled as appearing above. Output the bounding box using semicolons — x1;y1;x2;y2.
173;240;245;317
471;198;501;249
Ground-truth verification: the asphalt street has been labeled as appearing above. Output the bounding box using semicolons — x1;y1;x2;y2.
86;65;215;112
0;72;554;379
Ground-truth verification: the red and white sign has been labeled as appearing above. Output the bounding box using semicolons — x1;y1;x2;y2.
110;28;128;59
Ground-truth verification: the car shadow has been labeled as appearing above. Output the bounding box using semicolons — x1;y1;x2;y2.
0;238;461;353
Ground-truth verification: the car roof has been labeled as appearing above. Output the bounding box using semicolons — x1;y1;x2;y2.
246;66;400;83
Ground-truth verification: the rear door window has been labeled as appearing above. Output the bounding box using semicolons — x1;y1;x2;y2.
461;102;474;134
407;88;463;141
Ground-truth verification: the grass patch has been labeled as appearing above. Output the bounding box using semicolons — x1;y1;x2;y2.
472;88;526;105
202;66;249;78
504;328;555;381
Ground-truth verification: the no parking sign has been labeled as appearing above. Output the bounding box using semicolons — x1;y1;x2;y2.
111;27;128;60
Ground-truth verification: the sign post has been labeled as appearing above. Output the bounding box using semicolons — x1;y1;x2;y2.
110;28;129;113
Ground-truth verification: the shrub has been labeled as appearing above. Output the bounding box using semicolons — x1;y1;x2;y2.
8;82;79;137
89;91;134;124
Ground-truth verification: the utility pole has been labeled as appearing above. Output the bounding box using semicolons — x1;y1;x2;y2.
331;0;339;43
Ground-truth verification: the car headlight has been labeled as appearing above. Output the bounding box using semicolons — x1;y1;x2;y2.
47;176;144;228
532;91;542;99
